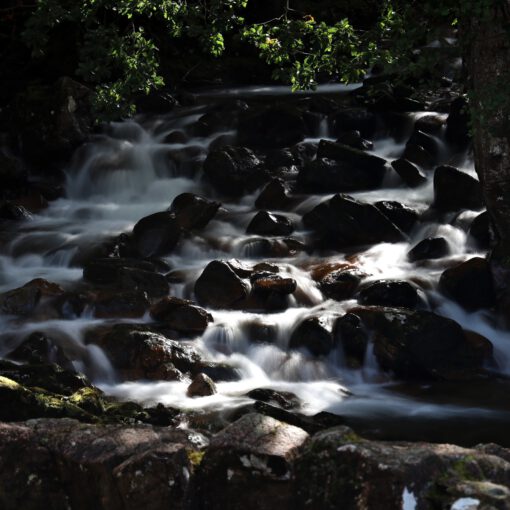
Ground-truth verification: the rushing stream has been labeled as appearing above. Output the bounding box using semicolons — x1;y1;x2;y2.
2;84;510;444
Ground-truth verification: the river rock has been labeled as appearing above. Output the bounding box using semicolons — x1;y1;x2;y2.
407;129;440;160
192;413;309;510
414;114;445;134
255;178;293;210
132;211;182;257
294;426;510;510
331;107;378;138
402;142;436;169
297;140;386;193
7;332;74;370
0;202;33;221
469;211;491;250
87;324;201;381
91;290;150;318
150;296;212;335
83;258;156;285
319;267;365;301
251;273;297;295
0;282;41;316
433;165;484;212
238;105;307;148
358;280;419;309
194;260;250;309
336;130;373;150
439;257;496;311
187;373;217;398
408;237;450;262
289;316;334;357
373;201;419;233
333;313;368;366
302;194;405;249
246;388;300;410
391;158;427;187
0;418;205;510
117;267;169;298
247;211;294;236
168;193;221;230
353;307;492;380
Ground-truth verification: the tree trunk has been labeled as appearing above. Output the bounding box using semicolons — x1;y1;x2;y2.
467;0;510;317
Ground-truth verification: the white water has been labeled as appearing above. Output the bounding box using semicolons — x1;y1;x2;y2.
1;87;510;432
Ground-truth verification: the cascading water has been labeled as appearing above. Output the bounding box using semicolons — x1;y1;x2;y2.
2;84;510;442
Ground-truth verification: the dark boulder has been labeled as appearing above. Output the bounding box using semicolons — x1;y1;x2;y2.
469;211;491;250
336;130;373;151
374;201;419;233
333;313;368;366
88;324;201;381
407;130;440;160
439;257;496;311
247;211;294;236
294;426;510;510
302;194;405;249
402;143;435;169
117;267;169;298
192;413;308;510
433;165;484;212
265;148;298;170
168;193;221;230
83;258;156;285
8;332;74;371
414;114;445;134
319;268;365;301
331;108;378;138
238;105;307;148
0;202;32;222
298;140;386;193
251;273;297;295
289;317;334;357
91;290;150;319
0;283;41;316
358;280;418;309
246;388;300;410
195;261;250;309
187;373;217;398
203;145;265;196
132;211;182;257
255;179;293;211
150;297;212;335
354;307;492;380
408;237;450;262
391;158;427;187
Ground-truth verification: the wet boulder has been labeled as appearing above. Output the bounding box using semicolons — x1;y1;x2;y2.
433;165;484;212
298;140;386;193
408;237;450;262
7;332;74;370
391;158;427;187
358;280;419;309
238;105;307;148
132;211;182;257
195;260;250;309
117;267;169;298
88;324;201;381
402;143;435;169
247;211;294;236
439;257;496;311
319;267;365;301
90;290;150;318
354;307;492;380
246;388;300;411
248;273;297;311
150;297;212;335
289;316;334;357
0;202;33;222
203;145;265;196
294;426;510;510
192;362;241;382
83;257;156;285
168;193;221;230
331;107;378;138
336;130;373;151
0;419;204;510
469;211;490;250
302;194;405;249
333;313;369;367
407;130;440;161
374;201;419;233
0;282;41;316
255;179;293;211
187;373;217;398
192;413;308;510
414;114;445;135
